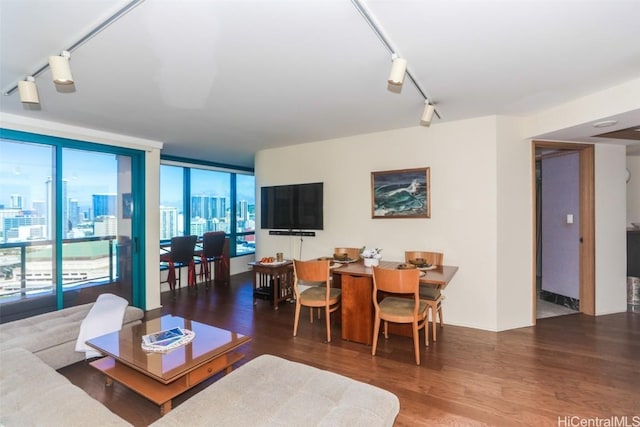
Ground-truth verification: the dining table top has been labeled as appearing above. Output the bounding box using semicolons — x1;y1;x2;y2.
330;259;458;288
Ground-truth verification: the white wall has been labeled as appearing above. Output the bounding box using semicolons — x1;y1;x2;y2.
495;116;534;330
627;155;640;225
595;144;628;314
256;116;534;331
525;77;640;139
144;149;162;310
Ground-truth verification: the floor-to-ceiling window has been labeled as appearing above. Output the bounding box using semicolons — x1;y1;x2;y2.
159;165;184;239
159;158;254;257
236;173;256;255
0;130;145;323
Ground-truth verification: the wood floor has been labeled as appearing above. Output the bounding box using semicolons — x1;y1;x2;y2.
59;271;640;426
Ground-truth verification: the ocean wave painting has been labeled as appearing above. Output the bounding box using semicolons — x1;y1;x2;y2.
371;168;430;218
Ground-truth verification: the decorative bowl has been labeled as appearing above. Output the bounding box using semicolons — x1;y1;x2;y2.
397;263;417;270
333;253;349;261
408;258;431;268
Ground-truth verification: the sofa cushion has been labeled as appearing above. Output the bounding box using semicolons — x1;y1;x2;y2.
0;302;143;355
152;354;399;427
0;347;129;426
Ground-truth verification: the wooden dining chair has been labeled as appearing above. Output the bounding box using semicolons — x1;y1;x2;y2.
333;247;361;261
372;266;428;365
292;259;341;343
405;250;445;342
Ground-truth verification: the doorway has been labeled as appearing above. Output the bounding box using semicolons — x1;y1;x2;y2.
532;141;595;322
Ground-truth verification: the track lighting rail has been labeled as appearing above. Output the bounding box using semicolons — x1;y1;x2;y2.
350;0;441;120
3;0;145;96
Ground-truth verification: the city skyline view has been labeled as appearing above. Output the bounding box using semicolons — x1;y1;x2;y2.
0;141;118;212
0;133;258;325
0;141;255;229
1;137;255;303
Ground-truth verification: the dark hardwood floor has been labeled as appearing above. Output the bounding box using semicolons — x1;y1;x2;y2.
59;272;640;426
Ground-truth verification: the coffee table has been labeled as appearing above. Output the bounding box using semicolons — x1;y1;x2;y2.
85;315;250;415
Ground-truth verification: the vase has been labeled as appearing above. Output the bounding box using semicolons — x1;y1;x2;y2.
363;257;379;267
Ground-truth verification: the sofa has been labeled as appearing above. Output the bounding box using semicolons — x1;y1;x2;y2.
0;301;145;370
0;301;145;426
0;303;399;426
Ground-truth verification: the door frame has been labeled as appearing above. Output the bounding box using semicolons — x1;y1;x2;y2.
532;141;595;322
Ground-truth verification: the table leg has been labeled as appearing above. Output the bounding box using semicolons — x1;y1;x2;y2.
253;271;258;305
273;275;280;310
160;400;172;415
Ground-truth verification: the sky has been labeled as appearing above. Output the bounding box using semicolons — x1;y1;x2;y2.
0;139;255;213
0;140;117;210
160;164;255;210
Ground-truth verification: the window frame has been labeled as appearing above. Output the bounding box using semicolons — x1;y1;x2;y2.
0;128;146;318
160;155;255;258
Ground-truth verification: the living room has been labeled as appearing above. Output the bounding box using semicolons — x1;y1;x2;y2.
1;1;640;425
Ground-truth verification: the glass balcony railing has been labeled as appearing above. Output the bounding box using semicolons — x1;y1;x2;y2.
0;236;121;303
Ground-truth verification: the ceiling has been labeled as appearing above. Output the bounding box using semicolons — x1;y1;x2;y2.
2;0;640;168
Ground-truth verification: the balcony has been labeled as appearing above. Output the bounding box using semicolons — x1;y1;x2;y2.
0;236;123;303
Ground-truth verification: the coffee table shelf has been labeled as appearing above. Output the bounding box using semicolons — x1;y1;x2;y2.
91;350;244;414
86;315;250;415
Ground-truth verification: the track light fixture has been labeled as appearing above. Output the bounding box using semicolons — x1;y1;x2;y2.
351;0;441;126
18;77;40;104
3;0;145;98
388;54;407;86
420;102;435;127
49;51;74;85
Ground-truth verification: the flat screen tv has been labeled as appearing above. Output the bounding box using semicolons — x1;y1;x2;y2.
261;182;323;230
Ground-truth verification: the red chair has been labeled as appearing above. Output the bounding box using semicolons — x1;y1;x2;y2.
197;231;228;287
160;235;197;292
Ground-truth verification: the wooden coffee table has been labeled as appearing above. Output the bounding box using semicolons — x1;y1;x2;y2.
85;315;250;415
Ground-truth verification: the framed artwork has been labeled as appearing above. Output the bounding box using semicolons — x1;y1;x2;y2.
122;193;133;219
371;167;430;218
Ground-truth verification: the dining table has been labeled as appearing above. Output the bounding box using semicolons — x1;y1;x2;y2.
331;260;459;345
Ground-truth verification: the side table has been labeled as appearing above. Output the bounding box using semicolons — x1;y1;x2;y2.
249;261;294;310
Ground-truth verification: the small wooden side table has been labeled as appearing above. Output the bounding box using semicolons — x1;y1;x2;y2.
249;261;294;310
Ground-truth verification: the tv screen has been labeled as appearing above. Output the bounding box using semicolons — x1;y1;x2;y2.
261;182;323;230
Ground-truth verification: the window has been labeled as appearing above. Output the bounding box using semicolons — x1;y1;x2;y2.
159;165;184;239
191;168;229;235
236;174;256;255
159;159;254;257
0;130;145;322
0;141;54;307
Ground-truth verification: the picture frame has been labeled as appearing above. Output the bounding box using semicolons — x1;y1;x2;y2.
371;167;430;218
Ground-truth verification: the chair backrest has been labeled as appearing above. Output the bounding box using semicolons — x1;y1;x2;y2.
333;247;361;261
293;259;331;283
293;259;331;296
372;266;421;295
170;235;197;264
404;251;444;266
202;231;226;258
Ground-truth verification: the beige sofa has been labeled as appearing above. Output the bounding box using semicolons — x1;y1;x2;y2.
0;302;144;370
0;303;399;426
